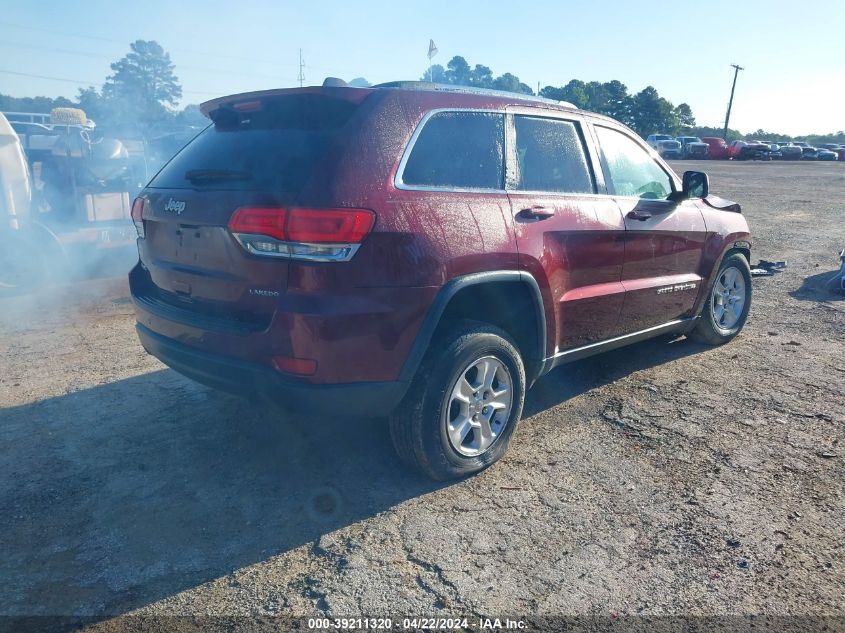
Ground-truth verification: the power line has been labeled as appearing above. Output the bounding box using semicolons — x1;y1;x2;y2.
0;68;219;96
0;20;368;80
0;68;98;85
0;19;298;67
0;41;298;83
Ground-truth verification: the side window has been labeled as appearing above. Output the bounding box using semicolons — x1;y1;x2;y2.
594;126;673;199
401;111;504;190
512;116;595;194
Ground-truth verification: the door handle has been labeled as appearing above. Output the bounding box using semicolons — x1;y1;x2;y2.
518;206;555;221
627;209;653;221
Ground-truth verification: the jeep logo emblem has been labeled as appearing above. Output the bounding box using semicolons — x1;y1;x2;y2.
163;198;186;214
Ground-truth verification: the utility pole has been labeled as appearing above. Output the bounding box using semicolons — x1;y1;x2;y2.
722;64;744;141
298;48;305;87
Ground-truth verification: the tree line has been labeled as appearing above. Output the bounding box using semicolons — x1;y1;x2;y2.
424;56;695;137
1;44;842;143
424;55;845;143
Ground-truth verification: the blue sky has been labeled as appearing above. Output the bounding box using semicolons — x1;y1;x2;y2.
1;0;843;135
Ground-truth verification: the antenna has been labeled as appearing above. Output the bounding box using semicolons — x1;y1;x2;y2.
298;48;305;87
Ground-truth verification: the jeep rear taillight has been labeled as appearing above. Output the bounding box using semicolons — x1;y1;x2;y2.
227;207;374;262
131;197;146;238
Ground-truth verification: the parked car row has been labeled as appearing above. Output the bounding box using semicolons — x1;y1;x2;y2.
646;132;845;161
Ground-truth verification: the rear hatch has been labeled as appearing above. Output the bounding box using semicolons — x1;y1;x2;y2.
136;91;364;332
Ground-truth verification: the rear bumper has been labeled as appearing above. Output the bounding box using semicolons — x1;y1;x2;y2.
136;323;409;416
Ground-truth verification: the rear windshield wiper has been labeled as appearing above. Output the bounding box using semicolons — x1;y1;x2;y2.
185;169;252;183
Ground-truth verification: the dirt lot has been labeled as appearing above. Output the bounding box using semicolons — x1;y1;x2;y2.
1;160;843;630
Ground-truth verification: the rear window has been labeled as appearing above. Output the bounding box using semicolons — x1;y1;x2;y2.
148;94;358;192
400;111;505;190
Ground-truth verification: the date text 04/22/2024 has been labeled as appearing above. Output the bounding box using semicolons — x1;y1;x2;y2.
306;617;527;630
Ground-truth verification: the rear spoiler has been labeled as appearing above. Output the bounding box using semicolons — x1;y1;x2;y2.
200;86;373;118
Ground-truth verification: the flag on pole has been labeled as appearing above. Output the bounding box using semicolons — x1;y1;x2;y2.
428;39;438;60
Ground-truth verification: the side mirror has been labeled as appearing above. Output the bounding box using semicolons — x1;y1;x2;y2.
682;170;709;199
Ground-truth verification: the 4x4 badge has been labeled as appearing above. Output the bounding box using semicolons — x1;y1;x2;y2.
163;198;186;214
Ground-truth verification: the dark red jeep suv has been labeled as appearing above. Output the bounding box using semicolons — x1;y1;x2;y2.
130;81;752;480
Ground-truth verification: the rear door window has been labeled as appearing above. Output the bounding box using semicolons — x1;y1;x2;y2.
400;111;504;190
512;116;595;194
147;94;359;192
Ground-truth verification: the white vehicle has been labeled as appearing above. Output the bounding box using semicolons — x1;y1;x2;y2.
645;133;675;150
0;113;32;228
0;112;36;292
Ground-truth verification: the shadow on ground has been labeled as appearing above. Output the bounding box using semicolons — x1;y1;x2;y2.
790;269;844;302
524;334;709;417
0;334;708;620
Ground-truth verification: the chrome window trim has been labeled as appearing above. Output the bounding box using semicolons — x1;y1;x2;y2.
508;111;599;196
506;190;611;200
394;108;508;193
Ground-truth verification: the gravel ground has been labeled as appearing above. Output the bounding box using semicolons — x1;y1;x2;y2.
1;160;843;630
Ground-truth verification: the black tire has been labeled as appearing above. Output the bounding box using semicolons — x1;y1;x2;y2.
389;320;526;480
688;253;752;345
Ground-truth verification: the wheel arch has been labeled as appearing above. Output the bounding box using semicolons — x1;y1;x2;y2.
399;271;548;386
693;241;752;320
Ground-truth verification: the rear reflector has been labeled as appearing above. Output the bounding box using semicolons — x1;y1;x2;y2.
272;356;317;376
131;197;146;238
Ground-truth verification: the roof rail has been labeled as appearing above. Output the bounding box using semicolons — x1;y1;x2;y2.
371;81;577;109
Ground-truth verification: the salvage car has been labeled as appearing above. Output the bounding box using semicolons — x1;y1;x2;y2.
0;111;138;292
729;140;771;160
817;143;845;159
776;141;803;160
646;133;675;149
815;147;838;161
792;142;818;160
763;141;782;160
819;143;845;160
655;138;682;159
676;136;709;159
129;81;753;479
701;137;730;159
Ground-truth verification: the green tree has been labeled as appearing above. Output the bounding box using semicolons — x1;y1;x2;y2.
174;104;207;127
675;103;695;130
421;64;447;82
601;80;633;125
101;40;182;126
630;86;679;136
444;56;472;85
75;86;106;121
492;73;532;94
469;64;494;88
556;80;590;109
0;93;74;113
